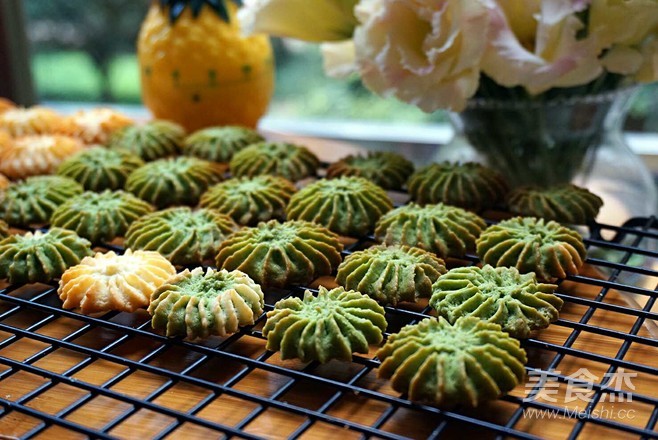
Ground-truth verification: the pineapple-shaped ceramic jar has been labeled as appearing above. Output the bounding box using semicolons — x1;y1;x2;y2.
138;0;275;131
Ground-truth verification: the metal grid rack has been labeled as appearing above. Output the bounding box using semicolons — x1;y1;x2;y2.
1;209;658;438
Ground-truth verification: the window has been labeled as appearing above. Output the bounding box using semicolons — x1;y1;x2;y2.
15;0;658;137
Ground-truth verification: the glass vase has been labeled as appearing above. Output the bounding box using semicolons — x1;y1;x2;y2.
435;88;657;225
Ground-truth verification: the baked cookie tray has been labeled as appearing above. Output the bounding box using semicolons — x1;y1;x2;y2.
1;162;658;440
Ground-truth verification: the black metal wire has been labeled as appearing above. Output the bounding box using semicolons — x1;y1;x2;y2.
0;213;657;439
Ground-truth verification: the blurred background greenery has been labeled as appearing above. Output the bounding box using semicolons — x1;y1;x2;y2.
23;0;658;130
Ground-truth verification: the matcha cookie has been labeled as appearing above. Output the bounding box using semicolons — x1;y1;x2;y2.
0;228;92;284
183;125;264;162
125;207;238;265
430;265;562;338
51;190;154;243
407;162;509;211
149;267;265;339
287;176;393;237
200;175;296;225
375;203;487;258
336;245;446;305
263;286;387;363
57;147;144;191
377;317;527;408
216;220;343;288
326;151;414;190
107;120;185;160
476;217;587;280
507;184;603;224
230;142;319;181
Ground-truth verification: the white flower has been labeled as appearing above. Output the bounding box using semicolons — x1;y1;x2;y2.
321;40;358;78
589;0;658;47
482;0;603;94
601;46;644;76
238;0;359;42
353;0;493;112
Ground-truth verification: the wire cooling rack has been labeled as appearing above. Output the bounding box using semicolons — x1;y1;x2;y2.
1;207;657;438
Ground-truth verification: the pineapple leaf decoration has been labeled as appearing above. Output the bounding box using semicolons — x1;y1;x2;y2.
158;0;242;23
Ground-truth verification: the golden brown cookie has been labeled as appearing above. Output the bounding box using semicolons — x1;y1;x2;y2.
58;108;134;144
0;135;84;180
58;249;176;314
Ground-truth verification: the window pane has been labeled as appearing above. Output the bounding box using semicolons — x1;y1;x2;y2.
21;0;658;132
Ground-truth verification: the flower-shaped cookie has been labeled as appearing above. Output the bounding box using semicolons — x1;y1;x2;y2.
287;176;393;237
263;286;387;363
0;135;84;179
0;176;84;226
430;265;562;338
126;156;225;208
0;107;61;136
216;220;343;288
476;217;587;280
375;203;487;258
407;162;509;210
57;108;133;144
58;249;176;314
326;151;414;190
149;267;265;339
51;190;154;243
183;125;264;162
0;228;92;284
0;173;9;189
57;147;144;191
507;184;603;224
0;220;8;239
377;317;527;408
336;245;447;305
200;175;296;225
126;207;238;265
107;120;185;161
230;142;319;181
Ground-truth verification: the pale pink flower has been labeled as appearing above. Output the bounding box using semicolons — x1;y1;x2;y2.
353;0;492;112
482;0;603;94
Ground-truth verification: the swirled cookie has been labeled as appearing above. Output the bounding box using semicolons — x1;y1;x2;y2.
476;217;587;280
336;245;447;305
507;184;603;224
0;228;92;284
149;267;264;339
0;130;12;153
430;265;562;338
126;156;225;208
108;120;185;161
0;135;84;179
407;162;509;210
230;142;320;181
126;207;238;265
57;108;133;144
216;220;343;288
374;203;487;258
183;126;264;162
58;249;176;314
51;190;154;243
0;176;84;226
57;147;144;191
377;317;527;407
326;152;414;190
263;286;387;363
0;107;61;136
287;176;393;237
200;175;296;225
0;173;9;189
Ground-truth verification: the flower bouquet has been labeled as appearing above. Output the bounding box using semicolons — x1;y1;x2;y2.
240;0;658;217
